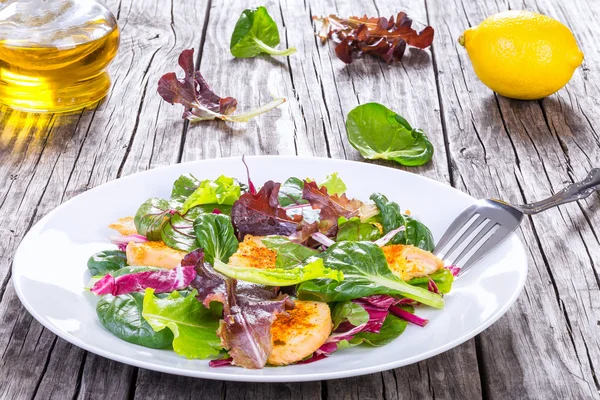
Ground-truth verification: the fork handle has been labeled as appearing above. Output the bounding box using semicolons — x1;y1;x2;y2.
518;168;600;215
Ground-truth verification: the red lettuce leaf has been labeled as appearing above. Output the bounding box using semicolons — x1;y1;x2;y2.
158;49;237;120
314;12;434;64
219;280;294;369
90;265;196;296
231;180;303;239
186;249;228;307
302;181;363;236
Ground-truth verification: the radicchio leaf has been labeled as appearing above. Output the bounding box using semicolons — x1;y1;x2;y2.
231;180;303;239
219;280;294;369
158;49;285;123
90;265;196;296
313;12;434;64
302;181;363;236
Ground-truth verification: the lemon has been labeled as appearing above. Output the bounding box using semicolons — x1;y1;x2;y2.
459;10;584;100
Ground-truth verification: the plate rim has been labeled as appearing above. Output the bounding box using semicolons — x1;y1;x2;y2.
12;155;528;382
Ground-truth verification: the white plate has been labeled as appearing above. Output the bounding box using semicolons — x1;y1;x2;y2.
13;156;527;382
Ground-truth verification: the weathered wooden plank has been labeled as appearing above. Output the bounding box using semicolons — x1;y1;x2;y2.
0;0;210;398
427;0;599;397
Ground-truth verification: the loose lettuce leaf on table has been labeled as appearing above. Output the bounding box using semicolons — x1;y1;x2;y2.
143;289;222;359
97;292;174;349
87;250;127;276
346;103;434;167
297;241;443;308
158;49;285;123
230;7;296;58
336;217;381;242
313;12;434;64
193;213;239;264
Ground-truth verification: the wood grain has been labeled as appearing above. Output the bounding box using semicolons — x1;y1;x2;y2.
1;0;599;398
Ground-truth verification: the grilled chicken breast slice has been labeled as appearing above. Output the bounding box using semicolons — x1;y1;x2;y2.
228;235;277;269
126;241;186;269
108;216;137;236
382;244;444;281
268;300;332;366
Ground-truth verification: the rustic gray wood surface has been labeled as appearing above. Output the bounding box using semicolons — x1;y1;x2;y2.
1;0;598;398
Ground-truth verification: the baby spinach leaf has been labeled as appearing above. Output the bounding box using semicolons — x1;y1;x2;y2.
214;258;342;287
336;217;381;242
261;236;318;268
142;289;222;359
134;198;175;240
407;268;454;294
181;175;241;214
320;172;347;195
346;103;433;167
230;6;296;58
87;250;127;276
96;292;174;349
371;193;434;251
351;312;408;347
296;241;443;308
170;173;201;206
278;177;307;207
371;193;405;244
194;214;239;264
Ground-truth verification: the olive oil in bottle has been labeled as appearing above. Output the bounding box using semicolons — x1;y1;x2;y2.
0;0;120;113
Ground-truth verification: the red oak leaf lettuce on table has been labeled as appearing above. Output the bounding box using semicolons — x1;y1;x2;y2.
157;49;285;123
314;12;434;64
87;161;456;369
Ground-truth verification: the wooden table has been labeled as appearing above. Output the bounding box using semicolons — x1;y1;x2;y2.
2;0;599;398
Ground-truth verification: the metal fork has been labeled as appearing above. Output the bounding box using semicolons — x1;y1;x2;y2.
434;168;600;273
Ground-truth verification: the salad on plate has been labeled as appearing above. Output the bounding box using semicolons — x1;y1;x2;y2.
87;161;458;369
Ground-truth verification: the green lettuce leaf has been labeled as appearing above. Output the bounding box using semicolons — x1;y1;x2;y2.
320;172;347;195
134;198;174;240
336;217;381;242
193;213;239;264
407;268;455;294
278;177;308;207
213;258;343;286
261;236;319;268
181;175;241;213
296;241;444;308
331;301;369;330
142;289;222;359
351;311;409;346
170;173;201;207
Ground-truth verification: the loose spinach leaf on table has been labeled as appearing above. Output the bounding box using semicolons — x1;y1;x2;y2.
143;289;222;359
346;103;434;167
371;193;434;251
87;250;127;276
230;6;296;58
134;198;174;240
194;213;239;264
336;217;381;242
261;236;319;268
296;241;443;308
96;292;174;349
